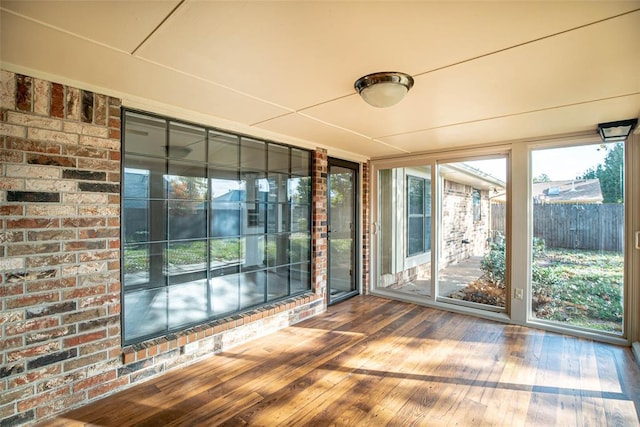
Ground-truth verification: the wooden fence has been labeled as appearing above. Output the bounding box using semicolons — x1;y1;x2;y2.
490;203;624;252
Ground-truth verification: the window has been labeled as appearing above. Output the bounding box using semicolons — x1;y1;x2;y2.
406;175;431;256
472;188;481;221
122;111;312;344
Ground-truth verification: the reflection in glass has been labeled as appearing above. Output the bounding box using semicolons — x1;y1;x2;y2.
267;234;290;267
210;273;239;315
210;238;243;269
123;198;148;244
242;235;266;271
267;267;289;301
290;234;310;263
124;112;166;157
291;148;310;176
290;263;310;293
211;202;241;237
241;138;266;171
240;271;266;309
268;174;289;203
124;156;165;198
288;177;311;204
268;143;289;174
166;162;207;200
168;280;208;328
243;202;266;232
169;122;205;162
166;240;207;278
123;242;164;288
168;200;207;240
209;131;239;167
267;204;290;233
292;205;310;233
124;288;167;341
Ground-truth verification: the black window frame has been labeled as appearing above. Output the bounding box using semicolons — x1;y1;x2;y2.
121;109;312;345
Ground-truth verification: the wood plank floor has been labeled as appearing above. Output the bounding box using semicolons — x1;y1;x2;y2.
47;296;640;426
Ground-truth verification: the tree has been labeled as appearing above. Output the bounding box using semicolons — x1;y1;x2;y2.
581;143;624;203
533;173;550;183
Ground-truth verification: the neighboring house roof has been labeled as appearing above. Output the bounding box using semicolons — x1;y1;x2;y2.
533;179;603;204
440;163;506;192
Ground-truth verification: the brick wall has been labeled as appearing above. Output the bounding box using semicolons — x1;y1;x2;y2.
0;70;327;426
311;149;328;303
362;161;370;294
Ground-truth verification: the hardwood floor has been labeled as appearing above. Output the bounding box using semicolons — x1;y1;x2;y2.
47;296;640;426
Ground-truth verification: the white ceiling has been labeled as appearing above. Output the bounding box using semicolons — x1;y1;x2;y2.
1;1;639;160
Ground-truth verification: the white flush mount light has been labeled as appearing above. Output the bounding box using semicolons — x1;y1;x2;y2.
354;72;414;108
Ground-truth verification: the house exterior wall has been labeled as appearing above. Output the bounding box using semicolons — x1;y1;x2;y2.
440;181;490;268
0;70;330;426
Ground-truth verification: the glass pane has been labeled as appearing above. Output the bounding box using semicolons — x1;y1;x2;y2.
267;267;289;301
290;233;310;263
124;111;166;157
291;205;310;233
268;143;289;173
124;287;167;342
530;142;624;334
243;202;266;234
168;201;207;240
209;273;239;315
242;235;266;271
123;242;164;288
376;166;432;297
241;138;266;171
209;130;239;167
267;203;290;233
168;280;208;328
291;148;310;176
268;174;289;203
241;173;268;202
437;158;507;311
211;202;241;237
210;237;243;269
290;263;310;293
124;155;165;199
166;162;207;200
329;165;356;300
407;216;424;256
288;177;310;204
408;176;424;215
123;198;148;244
210;173;241;201
168;122;206;162
166;240;207;280
266;234;290;267
240;270;266;309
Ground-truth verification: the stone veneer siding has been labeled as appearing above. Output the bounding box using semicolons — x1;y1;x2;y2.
0;70;329;426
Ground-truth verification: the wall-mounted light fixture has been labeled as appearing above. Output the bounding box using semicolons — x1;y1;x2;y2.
597;118;638;142
354;72;414;108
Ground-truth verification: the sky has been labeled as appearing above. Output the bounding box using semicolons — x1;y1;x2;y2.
466;142;611;182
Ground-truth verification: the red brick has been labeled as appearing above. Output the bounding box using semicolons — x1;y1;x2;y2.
0;205;24;216
87;377;128;400
6;218;59;229
0;284;23;297
50;83;64;118
7;342;61;363
63;330;107;348
9;365;61;388
73;370;116;392
122;349;135;364
6;293;60;310
17;385;69;412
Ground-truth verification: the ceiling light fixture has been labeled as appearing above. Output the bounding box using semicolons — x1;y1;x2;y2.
597;118;638;142
354;72;414;108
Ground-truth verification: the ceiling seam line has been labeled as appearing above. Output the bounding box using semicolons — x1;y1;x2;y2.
376;92;640;139
0;7;133;55
411;8;640;79
130;0;187;56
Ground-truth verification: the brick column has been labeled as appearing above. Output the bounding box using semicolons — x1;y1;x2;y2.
0;70;122;425
311;148;328;302
362;161;370;294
